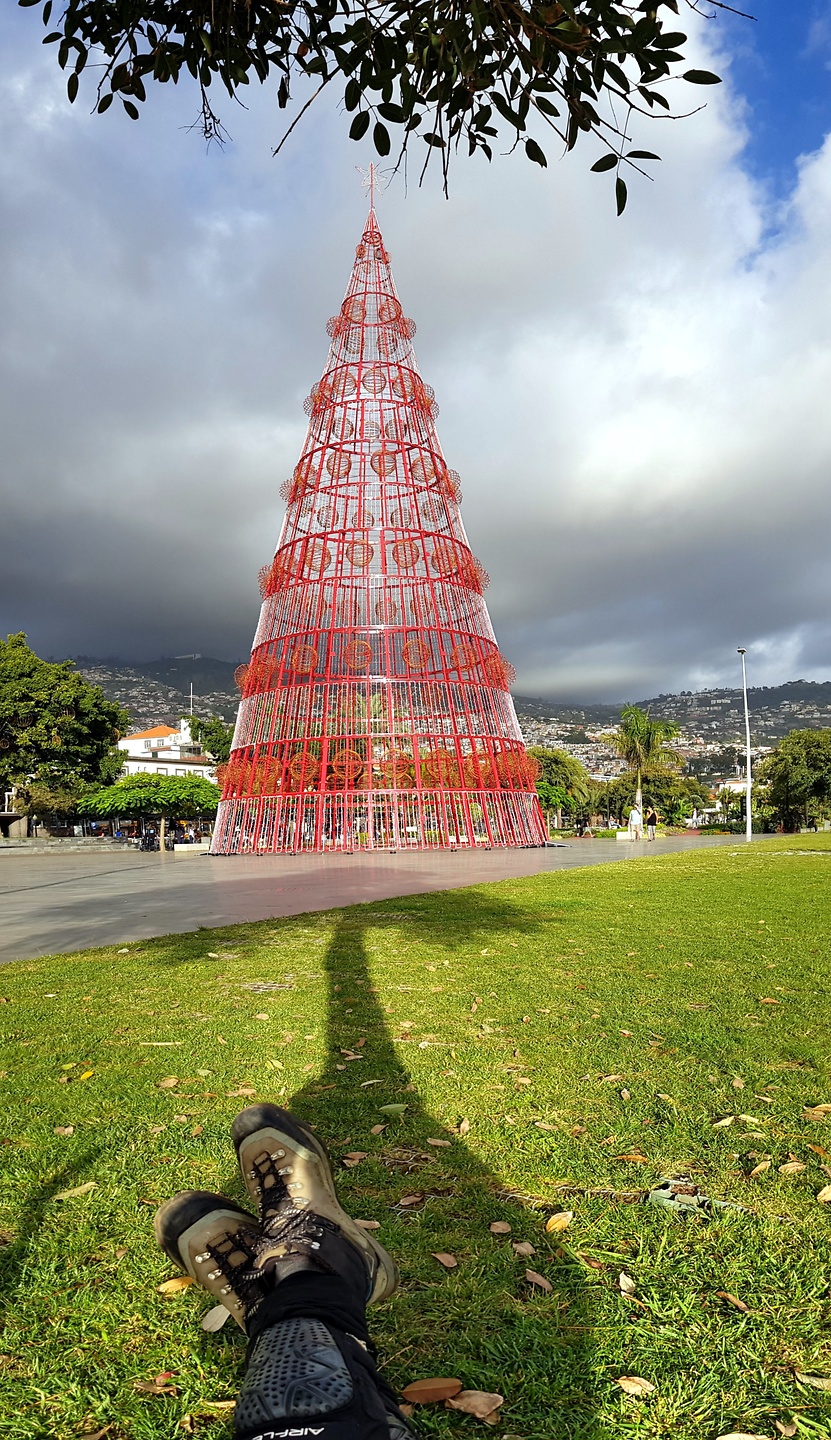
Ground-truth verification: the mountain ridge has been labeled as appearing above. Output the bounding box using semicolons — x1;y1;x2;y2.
72;655;831;743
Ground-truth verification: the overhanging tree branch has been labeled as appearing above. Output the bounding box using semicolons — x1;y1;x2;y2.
22;1;739;210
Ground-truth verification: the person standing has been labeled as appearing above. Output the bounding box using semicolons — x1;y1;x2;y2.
645;804;658;841
628;803;643;841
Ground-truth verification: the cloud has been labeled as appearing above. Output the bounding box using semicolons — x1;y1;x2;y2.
2;11;831;699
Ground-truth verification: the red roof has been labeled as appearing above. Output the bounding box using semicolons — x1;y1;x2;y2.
125;725;179;740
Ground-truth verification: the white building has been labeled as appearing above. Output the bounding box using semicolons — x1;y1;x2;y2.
118;720;217;782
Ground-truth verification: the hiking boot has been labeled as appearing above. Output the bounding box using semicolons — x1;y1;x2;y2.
154;1189;268;1332
231;1104;398;1305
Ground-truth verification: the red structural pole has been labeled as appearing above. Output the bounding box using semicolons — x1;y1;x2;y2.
211;206;547;854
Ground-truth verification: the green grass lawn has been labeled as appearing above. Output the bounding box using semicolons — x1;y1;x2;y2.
2;836;831;1440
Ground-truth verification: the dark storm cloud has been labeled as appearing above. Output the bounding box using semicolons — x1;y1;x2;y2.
3;10;831;699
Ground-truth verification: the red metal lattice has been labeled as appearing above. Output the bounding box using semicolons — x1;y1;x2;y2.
211;209;547;853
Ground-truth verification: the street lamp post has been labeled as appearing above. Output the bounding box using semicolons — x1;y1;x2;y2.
737;648;752;843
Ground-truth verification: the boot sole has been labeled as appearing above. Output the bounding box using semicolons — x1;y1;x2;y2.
231;1105;399;1304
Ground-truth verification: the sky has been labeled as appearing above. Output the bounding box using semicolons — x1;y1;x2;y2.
3;4;831;703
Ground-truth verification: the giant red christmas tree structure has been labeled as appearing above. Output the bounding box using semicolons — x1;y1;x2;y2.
211;200;546;854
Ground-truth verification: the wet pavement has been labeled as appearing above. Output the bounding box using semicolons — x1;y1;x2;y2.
0;832;746;964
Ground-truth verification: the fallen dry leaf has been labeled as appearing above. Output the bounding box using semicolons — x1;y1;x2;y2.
712;1116;735;1129
445;1390;504;1421
775;1421;798;1437
616;1376;655;1398
614;1153;649;1164
201;1304;230;1331
397;1194;423;1208
545;1211;573;1233
53;1126;74;1136
157;1077;179;1089
732;1077;746;1090
115;1246;128;1259
534;1121;556;1132
803;1103;831;1121
342;1152;368;1168
370;1124;386;1136
759;997;779;1005
226;1086;256;1098
716;1433;770;1440
526;1269;553;1293
79;1070;94;1081
512;1241;536;1257
620;1089;631;1102
190;1125;203;1138
55;1181;96;1201
715;1290;750;1313
399;1403;414;1418
158;1276;195;1296
134;1376;179;1396
459;1118;470;1136
618;1271;636;1295
432;1252;458;1269
427;1137;452;1147
778;1161;806;1175
401;1377;462;1404
355;1219;381;1230
807;1143;829;1157
795;1373;831;1391
78;1429;112;1440
489;1220;512;1235
749;1160;771;1178
816;1184;831;1203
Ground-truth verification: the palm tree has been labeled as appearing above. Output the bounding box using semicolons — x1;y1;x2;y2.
605;706;681;814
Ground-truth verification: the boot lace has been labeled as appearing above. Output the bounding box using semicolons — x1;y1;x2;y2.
261;1207;340;1276
202;1225;271;1305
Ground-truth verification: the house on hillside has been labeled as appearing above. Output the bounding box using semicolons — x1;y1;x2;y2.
118;720;217;782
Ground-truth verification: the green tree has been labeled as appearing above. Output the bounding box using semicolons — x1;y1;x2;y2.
756;729;831;832
14;776;88;824
686;744;741;782
78;773;220;847
0;633;128;797
528;746;590;828
187;715;234;765
23;1;725;209
595;771;707;826
604;705;680;814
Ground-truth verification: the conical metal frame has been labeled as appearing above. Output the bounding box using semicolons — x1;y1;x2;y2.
211;210;546;853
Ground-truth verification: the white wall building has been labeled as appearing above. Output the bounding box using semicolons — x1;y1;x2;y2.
118;720;217;781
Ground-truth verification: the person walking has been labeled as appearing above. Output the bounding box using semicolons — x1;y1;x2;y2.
627;803;643;841
645;804;658;841
155;1104;413;1440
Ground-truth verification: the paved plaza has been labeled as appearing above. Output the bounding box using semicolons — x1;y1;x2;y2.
0;833;742;964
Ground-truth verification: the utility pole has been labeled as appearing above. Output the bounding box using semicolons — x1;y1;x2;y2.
737;649;752;843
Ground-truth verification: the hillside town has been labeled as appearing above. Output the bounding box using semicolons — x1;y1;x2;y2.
75;658;831;763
